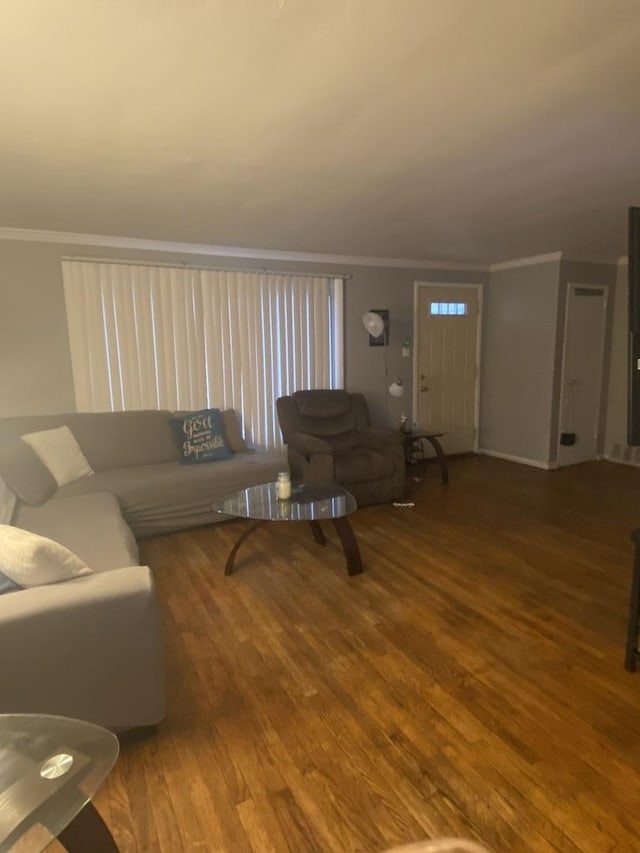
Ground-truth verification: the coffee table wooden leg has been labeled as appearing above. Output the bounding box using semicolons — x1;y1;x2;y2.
425;435;449;484
225;520;267;575
308;521;326;545
57;801;118;852
331;517;364;576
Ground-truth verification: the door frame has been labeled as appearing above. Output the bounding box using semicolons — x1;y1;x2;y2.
557;282;609;465
412;282;484;452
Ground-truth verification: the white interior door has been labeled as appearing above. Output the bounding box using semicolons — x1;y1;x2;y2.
414;284;481;455
557;284;608;466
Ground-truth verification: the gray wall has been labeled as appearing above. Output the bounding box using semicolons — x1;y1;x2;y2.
549;260;618;463
480;258;617;466
0;238;488;426
0;236;623;462
344;267;486;426
480;261;561;464
0;242;76;416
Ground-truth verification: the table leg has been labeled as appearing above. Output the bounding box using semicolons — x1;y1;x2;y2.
625;531;640;671
57;802;118;852
424;435;449;484
224;520;267;575
308;521;326;545
331;517;364;576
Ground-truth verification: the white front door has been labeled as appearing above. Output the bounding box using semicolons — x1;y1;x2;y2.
414;284;481;455
557;284;608;466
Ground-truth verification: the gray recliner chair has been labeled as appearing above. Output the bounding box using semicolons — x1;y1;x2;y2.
276;390;405;506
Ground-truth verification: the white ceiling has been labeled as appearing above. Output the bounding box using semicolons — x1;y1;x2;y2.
1;0;640;264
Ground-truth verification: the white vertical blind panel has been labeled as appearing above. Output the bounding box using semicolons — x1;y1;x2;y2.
331;278;344;389
62;261;342;447
262;277;276;448
199;273;222;408
112;265;142;409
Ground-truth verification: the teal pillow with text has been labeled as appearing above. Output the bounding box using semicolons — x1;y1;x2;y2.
171;409;232;464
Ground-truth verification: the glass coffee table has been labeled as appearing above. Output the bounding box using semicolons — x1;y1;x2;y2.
214;481;363;576
0;713;119;852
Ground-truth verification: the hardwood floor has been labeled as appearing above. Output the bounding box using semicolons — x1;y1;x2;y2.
97;457;640;852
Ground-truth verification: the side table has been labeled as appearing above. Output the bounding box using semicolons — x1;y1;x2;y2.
0;713;119;852
402;431;449;484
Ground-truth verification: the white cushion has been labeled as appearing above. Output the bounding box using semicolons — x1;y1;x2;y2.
21;426;94;487
0;477;16;525
0;524;92;588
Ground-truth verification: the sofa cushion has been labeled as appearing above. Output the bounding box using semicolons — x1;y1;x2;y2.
71;410;178;471
0;411;178;472
21;426;94;487
221;409;248;453
14;492;139;571
0;524;92;588
0;440;57;505
54;451;286;538
171;409;232;464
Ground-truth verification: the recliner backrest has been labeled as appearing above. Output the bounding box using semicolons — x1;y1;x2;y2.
277;390;370;452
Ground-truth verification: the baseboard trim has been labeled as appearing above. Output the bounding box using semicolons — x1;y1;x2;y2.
479;448;557;470
604;454;640;468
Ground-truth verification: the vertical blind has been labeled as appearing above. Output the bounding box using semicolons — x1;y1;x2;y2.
62;260;344;448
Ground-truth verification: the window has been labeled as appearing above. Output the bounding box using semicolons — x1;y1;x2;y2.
429;301;467;316
62;260;344;449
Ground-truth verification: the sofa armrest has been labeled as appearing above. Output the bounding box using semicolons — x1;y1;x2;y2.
286;432;333;457
359;427;404;450
0;566;165;730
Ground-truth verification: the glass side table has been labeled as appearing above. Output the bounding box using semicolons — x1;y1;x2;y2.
0;714;119;853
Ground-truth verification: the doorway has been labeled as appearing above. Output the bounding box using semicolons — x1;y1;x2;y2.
413;283;482;455
557;284;609;467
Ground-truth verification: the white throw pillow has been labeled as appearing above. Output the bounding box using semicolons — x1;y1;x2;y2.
21;426;93;487
0;525;92;588
0;478;17;525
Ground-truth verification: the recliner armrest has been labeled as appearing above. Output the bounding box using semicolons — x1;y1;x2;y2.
359;427;404;450
286;432;333;457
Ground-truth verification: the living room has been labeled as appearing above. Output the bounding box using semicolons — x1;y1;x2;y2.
1;2;640;851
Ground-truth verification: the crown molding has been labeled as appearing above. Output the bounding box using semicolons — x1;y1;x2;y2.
561;253;620;266
489;251;563;272
1;227;623;273
0;227;489;273
489;251;620;271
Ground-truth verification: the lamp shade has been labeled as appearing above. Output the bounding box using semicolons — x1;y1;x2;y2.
388;378;404;397
362;311;385;338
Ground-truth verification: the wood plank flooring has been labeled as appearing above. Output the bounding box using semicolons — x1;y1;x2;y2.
97;457;640;852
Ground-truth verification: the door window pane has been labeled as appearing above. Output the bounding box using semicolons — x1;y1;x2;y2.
430;301;467;316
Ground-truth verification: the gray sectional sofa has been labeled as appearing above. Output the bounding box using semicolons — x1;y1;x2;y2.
0;409;286;730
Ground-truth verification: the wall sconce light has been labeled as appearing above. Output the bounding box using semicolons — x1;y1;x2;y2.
388;378;404;398
362;309;389;347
